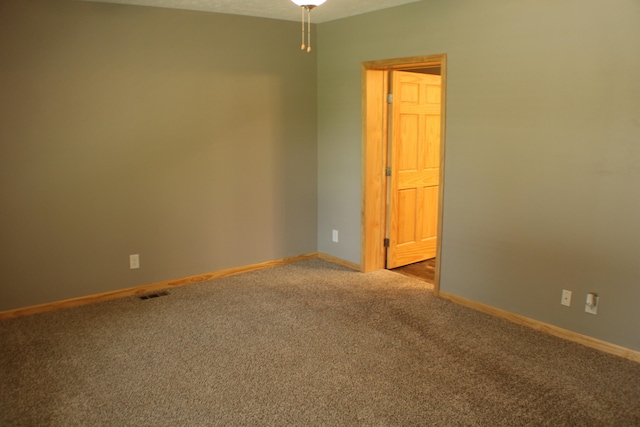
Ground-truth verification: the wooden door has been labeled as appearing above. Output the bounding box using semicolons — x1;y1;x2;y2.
386;71;441;269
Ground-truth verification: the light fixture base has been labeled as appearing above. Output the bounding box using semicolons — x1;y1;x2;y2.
291;0;327;7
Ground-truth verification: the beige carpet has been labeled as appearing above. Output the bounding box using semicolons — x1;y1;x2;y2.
1;259;639;426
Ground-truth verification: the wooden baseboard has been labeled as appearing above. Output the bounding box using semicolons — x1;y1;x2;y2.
0;253;321;321
6;254;635;364
317;252;361;271
439;291;640;364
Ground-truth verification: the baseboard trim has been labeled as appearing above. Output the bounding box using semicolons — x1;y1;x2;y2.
439;290;640;364
317;252;361;271
0;253;321;321
5;255;635;363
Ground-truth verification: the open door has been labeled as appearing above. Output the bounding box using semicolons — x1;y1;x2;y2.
386;71;442;269
361;54;446;293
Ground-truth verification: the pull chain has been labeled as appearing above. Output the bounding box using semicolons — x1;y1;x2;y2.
307;7;312;52
298;5;316;53
301;7;306;50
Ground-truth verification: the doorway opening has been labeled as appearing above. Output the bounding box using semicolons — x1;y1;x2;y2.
360;54;447;294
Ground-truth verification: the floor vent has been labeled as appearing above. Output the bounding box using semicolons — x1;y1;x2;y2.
139;290;169;300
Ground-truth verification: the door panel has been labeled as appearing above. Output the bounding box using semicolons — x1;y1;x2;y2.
387;71;441;269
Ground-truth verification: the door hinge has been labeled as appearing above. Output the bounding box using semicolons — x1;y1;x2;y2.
387;93;393;104
385;167;391;176
384;238;390;248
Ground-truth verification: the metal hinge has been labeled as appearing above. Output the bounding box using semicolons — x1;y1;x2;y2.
385;167;391;176
387;93;393;104
384;238;390;248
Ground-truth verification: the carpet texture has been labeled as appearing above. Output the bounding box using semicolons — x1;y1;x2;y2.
1;259;639;426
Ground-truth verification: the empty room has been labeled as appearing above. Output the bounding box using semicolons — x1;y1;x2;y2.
1;0;639;425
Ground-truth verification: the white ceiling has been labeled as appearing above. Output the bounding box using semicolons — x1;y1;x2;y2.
79;0;423;23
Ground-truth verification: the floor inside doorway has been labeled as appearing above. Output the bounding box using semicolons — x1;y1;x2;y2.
391;258;435;289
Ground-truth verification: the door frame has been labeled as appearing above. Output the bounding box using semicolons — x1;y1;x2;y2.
360;54;447;294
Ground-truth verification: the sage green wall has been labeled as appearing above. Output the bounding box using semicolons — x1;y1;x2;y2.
0;0;318;310
317;0;640;351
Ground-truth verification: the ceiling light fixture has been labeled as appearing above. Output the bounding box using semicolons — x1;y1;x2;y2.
291;0;326;52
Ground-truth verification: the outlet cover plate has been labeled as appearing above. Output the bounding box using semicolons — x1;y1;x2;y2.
561;289;572;307
130;254;140;269
585;296;598;315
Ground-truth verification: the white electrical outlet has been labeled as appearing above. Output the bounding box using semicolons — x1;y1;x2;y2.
561;289;572;307
585;293;598;315
332;229;339;243
129;254;140;270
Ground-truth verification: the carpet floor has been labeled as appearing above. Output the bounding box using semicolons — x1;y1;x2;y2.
1;259;639;426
